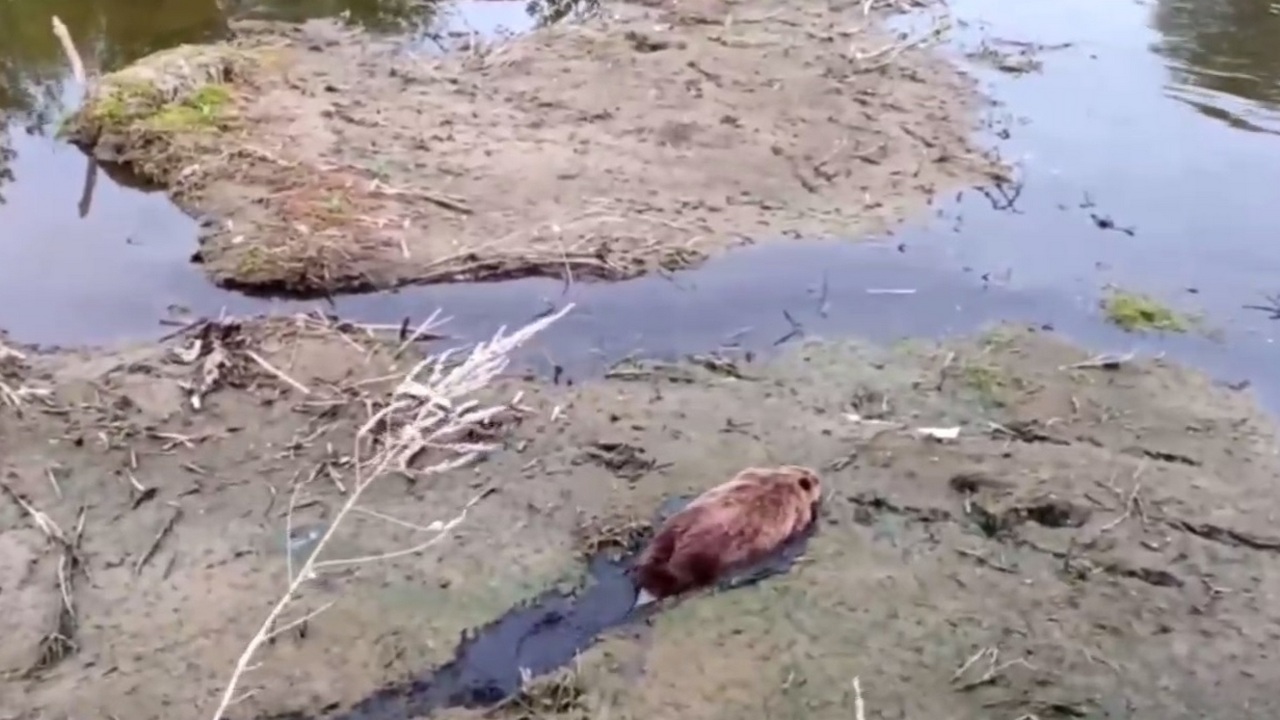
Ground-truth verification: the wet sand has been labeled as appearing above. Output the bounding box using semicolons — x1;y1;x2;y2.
2;316;1279;719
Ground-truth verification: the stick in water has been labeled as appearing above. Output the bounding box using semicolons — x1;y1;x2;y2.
51;17;87;86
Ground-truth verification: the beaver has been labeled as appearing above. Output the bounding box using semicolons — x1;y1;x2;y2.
632;465;822;607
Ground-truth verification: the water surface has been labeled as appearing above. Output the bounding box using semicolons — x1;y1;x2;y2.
927;0;1280;325
1;0;1280;408
0;0;540;342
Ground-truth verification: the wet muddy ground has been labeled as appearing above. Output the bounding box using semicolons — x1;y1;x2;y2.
4;318;1280;720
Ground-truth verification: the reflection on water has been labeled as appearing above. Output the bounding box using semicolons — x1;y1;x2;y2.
0;0;497;205
0;0;230;136
920;0;1280;359
1151;0;1280;133
0;0;574;341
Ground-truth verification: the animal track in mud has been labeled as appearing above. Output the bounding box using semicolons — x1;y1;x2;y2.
945;472;1093;537
1123;446;1201;467
966;497;1093;538
848;492;954;526
1169;519;1280;552
989;422;1204;470
990;419;1072;446
575;441;665;481
841;471;1279;592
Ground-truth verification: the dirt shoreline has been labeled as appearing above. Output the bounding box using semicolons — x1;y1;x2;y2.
62;0;999;297
2;317;1279;719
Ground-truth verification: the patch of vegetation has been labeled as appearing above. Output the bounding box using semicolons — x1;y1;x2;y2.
78;81;234;135
59;44;251;148
216;238;374;298
1102;291;1188;333
498;669;590;719
977;325;1021;353
572;513;652;560
960;362;1010;408
147;84;234;131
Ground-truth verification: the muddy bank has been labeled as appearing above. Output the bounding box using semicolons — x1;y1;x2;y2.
2;315;1279;719
62;0;998;297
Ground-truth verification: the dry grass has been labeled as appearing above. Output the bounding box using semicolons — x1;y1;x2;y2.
208;303;574;720
572;513;653;559
0;343;51;412
204;162;705;296
494;666;591;719
0;482;87;677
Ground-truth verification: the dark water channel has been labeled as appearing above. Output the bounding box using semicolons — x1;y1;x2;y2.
279;495;815;720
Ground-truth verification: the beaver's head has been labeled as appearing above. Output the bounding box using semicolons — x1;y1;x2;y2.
779;465;823;506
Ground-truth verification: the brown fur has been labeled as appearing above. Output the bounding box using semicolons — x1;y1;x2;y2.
633;465;823;601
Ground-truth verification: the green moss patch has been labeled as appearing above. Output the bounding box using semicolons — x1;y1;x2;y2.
1102;290;1189;333
84;80;235;134
59;44;253;185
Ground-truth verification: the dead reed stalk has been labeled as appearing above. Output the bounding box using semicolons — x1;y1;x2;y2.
209;304;573;720
50;16;87;87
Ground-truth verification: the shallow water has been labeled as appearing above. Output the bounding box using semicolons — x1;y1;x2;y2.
927;0;1280;332
2;0;1280;403
0;0;539;341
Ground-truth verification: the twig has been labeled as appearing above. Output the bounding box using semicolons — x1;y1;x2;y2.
135;507;183;575
245;350;311;395
1099;462;1146;532
0;341;26;361
4;487;89;675
773;309;805;346
265;600;335;642
956;547;1017;573
209;303;574;720
851;6;950;72
46;468;63;500
78;154;98;218
1243;292;1280;319
368;179;471;215
393;309;449;359
0;378;51;409
950;647;1035;691
851;676;866;720
312;488;491;570
1063;351;1136;370
951;647;989;682
1;481;66;542
51;17;86;86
